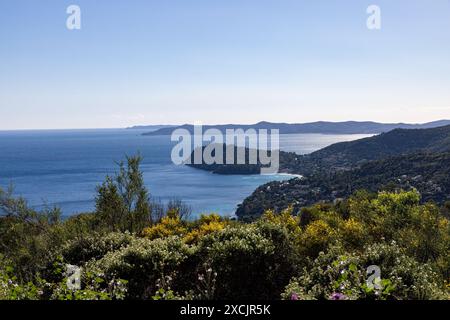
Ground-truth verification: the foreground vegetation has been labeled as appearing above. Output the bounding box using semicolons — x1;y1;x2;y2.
0;156;449;300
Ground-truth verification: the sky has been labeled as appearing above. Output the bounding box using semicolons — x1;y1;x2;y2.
0;0;450;130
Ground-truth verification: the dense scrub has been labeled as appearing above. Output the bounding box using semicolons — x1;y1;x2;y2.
0;157;449;300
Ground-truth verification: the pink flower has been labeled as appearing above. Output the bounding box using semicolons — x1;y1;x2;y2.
330;292;347;300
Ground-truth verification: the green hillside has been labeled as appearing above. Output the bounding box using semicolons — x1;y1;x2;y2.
296;125;450;173
236;152;450;218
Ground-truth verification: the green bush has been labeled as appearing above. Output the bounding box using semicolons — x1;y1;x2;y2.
0;254;41;300
48;272;128;300
361;242;446;300
87;236;194;299
196;222;298;300
282;242;447;300
62;232;134;265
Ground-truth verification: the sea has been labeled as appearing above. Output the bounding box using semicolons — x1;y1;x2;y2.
0;129;372;218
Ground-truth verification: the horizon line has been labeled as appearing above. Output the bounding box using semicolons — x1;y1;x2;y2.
1;119;449;132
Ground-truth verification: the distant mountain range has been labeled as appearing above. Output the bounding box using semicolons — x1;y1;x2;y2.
126;125;176;131
141;120;450;136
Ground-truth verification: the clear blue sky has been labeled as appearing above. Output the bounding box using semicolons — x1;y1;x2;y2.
1;0;450;129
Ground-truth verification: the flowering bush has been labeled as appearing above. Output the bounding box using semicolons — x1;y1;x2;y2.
87;236;194;299
260;208;301;235
360;242;446;299
0;255;41;300
298;220;336;257
195;222;298;300
282;242;447;300
142;216;187;240
338;218;366;249
48;275;128;301
62;232;134;265
184;214;228;244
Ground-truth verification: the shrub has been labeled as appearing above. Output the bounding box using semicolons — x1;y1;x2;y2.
406;204;449;264
299;203;333;227
184;214;227;244
338;218;366;249
298;220;336;258
196;222;297;300
283;244;370;300
142;216;187;240
87;236;194;299
260;208;301;236
48;271;128;300
361;242;446;300
62;232;135;265
0;254;41;300
0;187;63;281
282;242;447;300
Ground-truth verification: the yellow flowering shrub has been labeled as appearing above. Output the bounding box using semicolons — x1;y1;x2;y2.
299;220;336;257
197;213;222;225
261;208;301;236
184;214;227;244
338;218;366;249
142;216;186;240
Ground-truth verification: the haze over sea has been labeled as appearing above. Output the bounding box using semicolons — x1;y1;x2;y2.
0;129;371;218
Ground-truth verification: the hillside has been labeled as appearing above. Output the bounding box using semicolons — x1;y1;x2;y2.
142;120;450;136
126;125;176;131
233;125;450;218
186;125;450;177
186;144;297;175
286;124;450;175
183;125;450;219
236;152;450;218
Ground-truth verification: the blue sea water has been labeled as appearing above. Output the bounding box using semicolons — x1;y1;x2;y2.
0;129;371;218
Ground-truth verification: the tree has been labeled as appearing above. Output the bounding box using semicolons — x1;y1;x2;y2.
166;198;192;221
443;201;450;219
95;176;126;231
95;155;151;232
